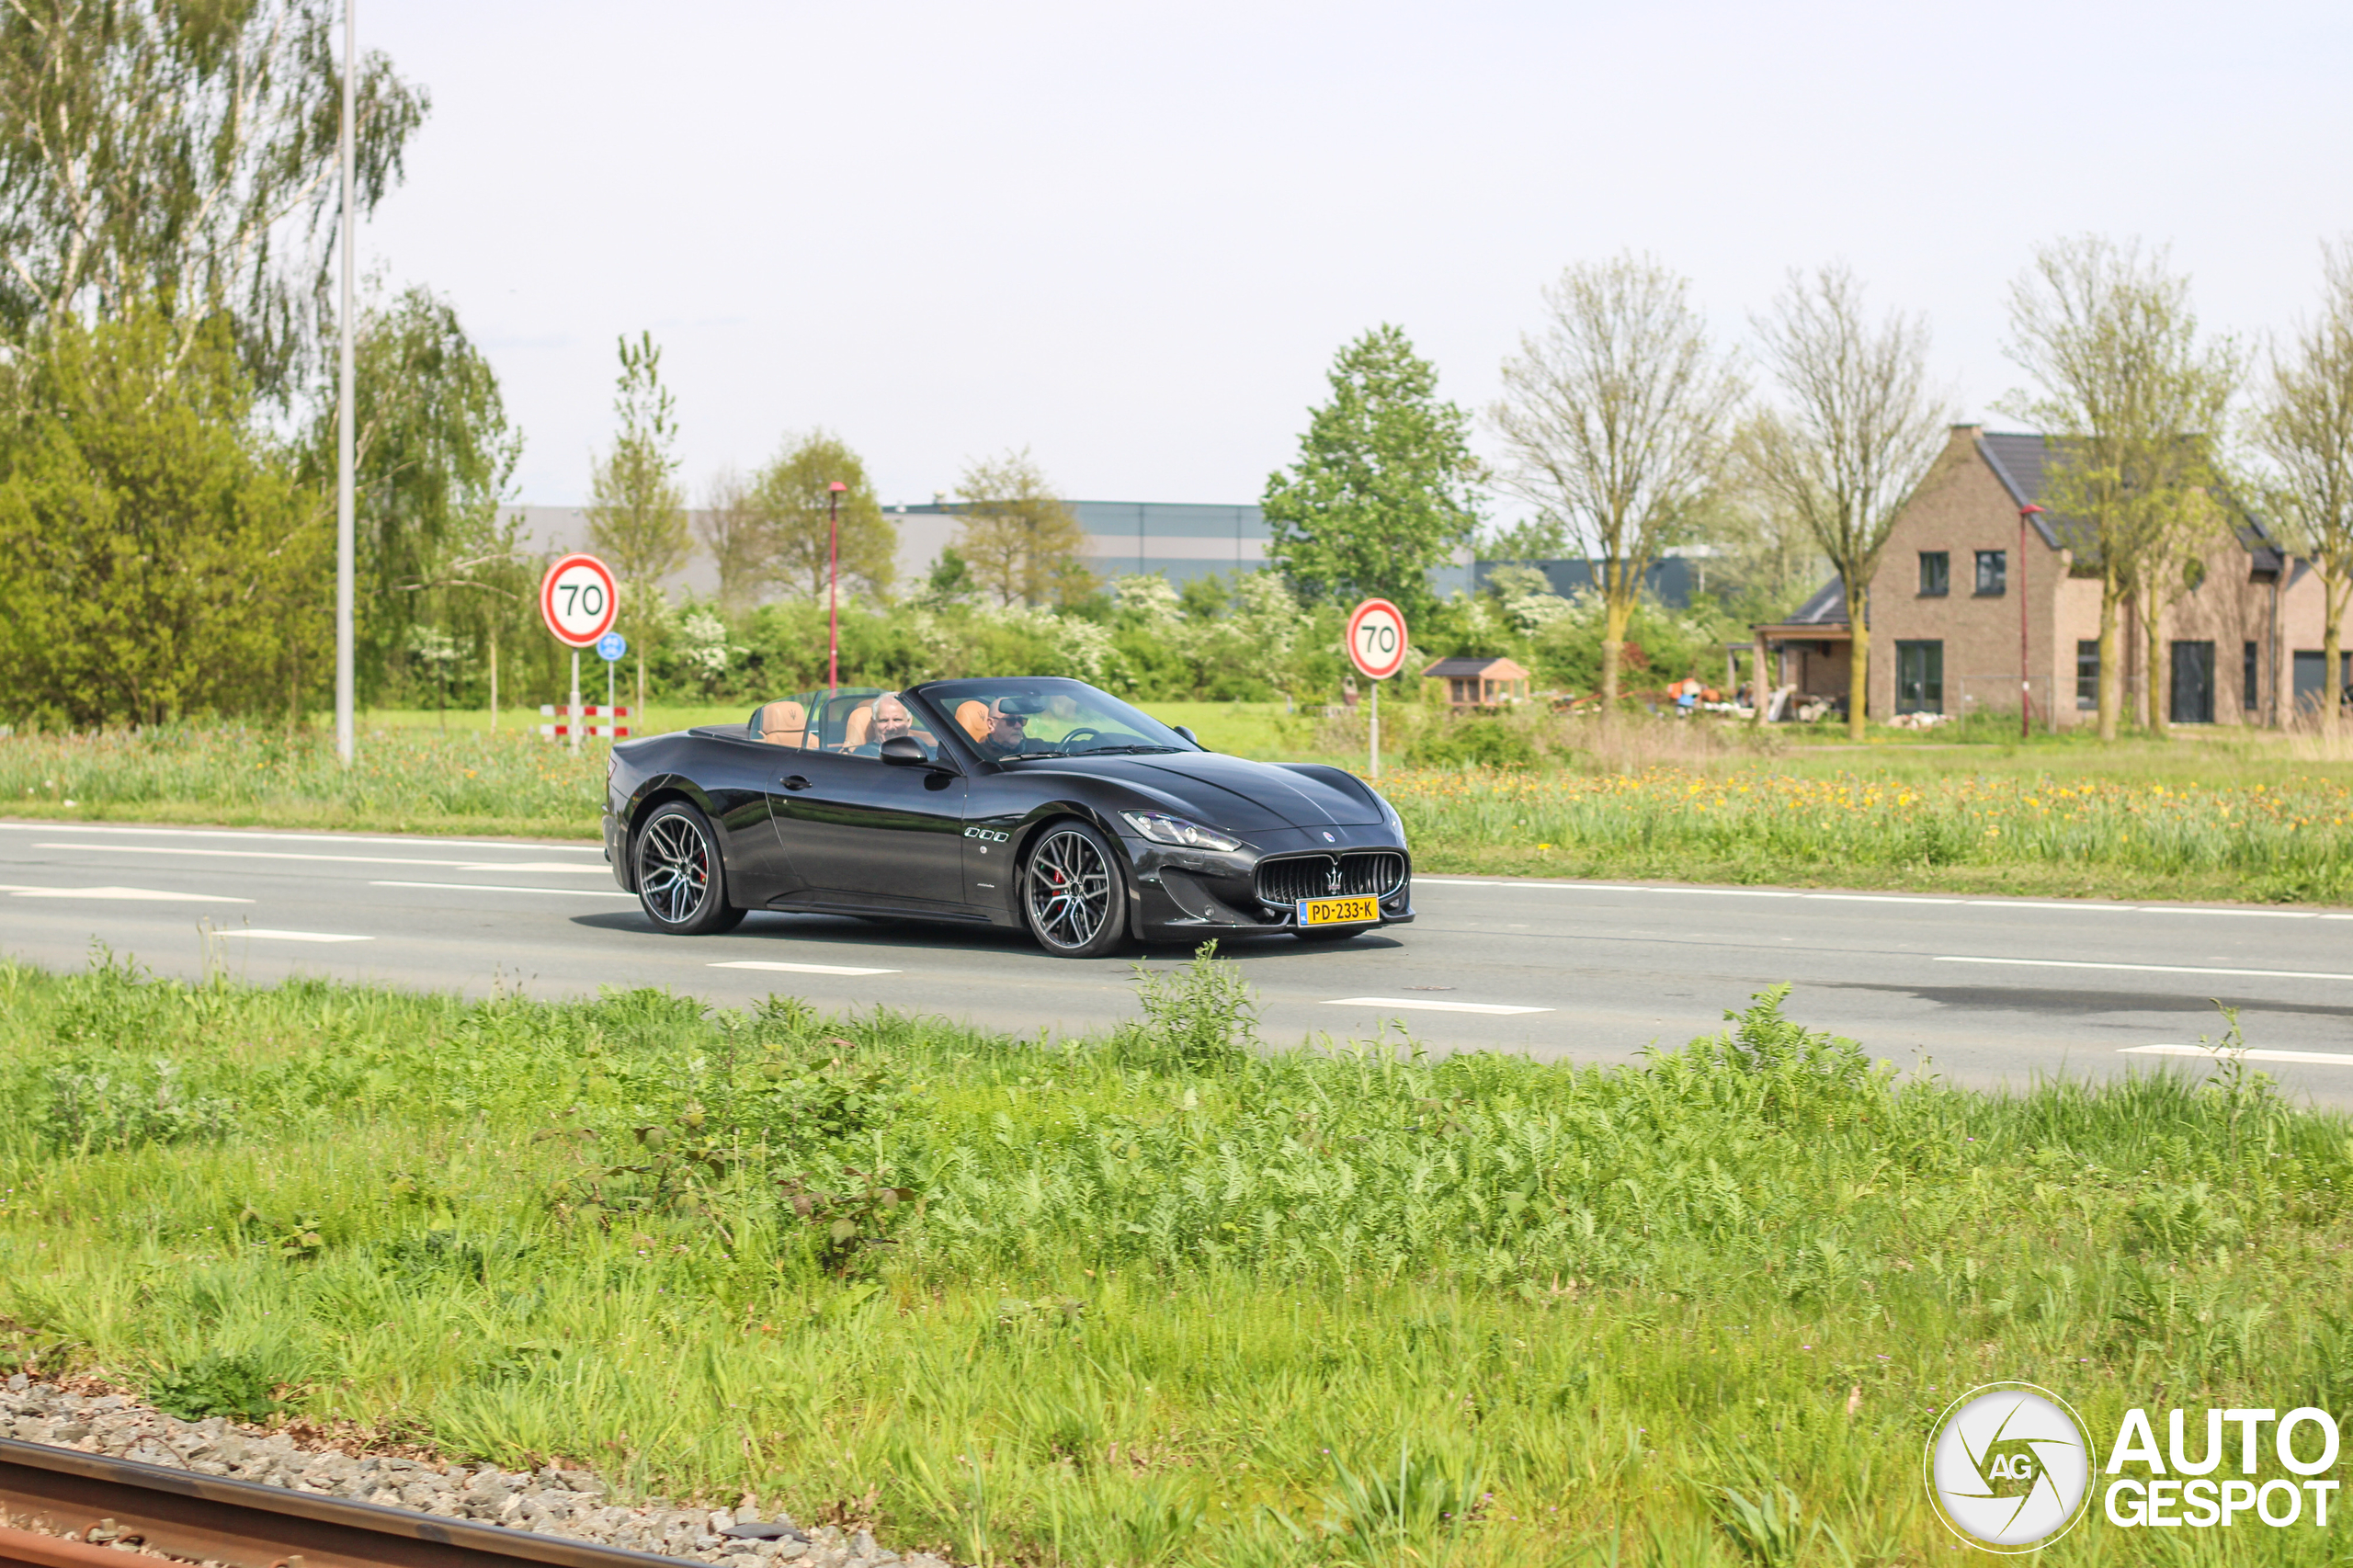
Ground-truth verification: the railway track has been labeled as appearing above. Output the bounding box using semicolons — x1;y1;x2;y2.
0;1437;688;1568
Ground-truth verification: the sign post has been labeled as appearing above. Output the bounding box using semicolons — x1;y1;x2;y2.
1345;597;1410;780
597;631;627;714
540;553;620;756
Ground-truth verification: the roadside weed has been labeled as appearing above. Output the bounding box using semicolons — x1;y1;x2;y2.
1;956;2348;1563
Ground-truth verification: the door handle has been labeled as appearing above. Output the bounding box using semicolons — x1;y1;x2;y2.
779;775;813;791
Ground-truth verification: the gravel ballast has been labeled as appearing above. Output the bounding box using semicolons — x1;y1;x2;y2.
0;1375;953;1568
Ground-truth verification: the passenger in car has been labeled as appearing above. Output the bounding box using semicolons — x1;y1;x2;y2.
847;693;925;757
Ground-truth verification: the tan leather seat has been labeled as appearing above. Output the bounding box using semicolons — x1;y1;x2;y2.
754;700;807;747
839;703;875;750
955;700;991;743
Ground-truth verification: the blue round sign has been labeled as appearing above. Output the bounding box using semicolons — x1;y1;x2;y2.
596;631;627;663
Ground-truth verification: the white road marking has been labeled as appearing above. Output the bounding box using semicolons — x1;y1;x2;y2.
1935;955;2353;982
710;960;902;976
369;881;635;898
39;843;607;872
1408;879;2353;920
217;929;374;943
1325;995;1552;1016
2125;1044;2353;1067
2;821;603;852
0;884;251;903
2135;906;2318;919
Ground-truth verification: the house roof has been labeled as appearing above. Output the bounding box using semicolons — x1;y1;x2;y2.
1422;656;1530;679
1976;432;2284;573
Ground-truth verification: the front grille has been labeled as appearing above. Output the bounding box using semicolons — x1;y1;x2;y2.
1255;852;1407;906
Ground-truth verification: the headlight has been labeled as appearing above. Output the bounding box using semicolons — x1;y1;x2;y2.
1375;792;1408;846
1121;811;1245;852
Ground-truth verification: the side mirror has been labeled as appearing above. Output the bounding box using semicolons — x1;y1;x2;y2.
1173;725;1203;749
884;739;955;777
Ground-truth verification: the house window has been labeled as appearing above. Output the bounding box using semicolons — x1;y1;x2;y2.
1918;551;1949;597
1895;640;1943;714
1974;550;2006;596
2244;642;2259;710
2076;641;2099;709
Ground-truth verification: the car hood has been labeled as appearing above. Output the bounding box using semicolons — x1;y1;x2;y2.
1049;753;1385;831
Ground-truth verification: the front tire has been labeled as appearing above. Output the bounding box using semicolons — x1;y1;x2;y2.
1021;821;1127;958
634;801;745;935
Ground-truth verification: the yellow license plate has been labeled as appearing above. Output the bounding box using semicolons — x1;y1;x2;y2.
1298;895;1381;927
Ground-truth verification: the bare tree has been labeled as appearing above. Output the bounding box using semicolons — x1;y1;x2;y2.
1490;256;1743;707
698;466;766;615
955;449;1094;608
1745;265;1950;739
2001;236;2236;742
2255;240;2353;732
585;332;688;713
0;0;428;395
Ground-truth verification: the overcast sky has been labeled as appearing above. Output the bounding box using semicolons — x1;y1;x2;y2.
361;1;2353;517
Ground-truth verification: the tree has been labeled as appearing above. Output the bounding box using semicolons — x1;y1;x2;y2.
1481;515;1573;561
2002;236;2237;742
698;467;765;615
2255;240;2353;732
300;286;520;704
1262;324;1481;620
1745;265;1950;739
751;430;897;603
1489;256;1743;707
586;333;688;713
0;0;428;398
0;307;326;727
955;448;1093;607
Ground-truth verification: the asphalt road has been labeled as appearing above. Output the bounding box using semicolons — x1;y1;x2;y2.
5;818;2352;1105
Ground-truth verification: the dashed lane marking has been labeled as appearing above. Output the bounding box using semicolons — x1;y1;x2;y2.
1936;955;2353;982
0;884;251;903
710;960;902;976
369;881;636;898
1324;995;1552;1016
1410;880;2353;918
2125;1044;2353;1067
217;929;374;943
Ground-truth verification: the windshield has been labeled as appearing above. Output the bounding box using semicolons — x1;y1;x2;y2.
913;677;1198;758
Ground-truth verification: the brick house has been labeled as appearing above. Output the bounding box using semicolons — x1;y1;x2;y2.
1755;425;2353;725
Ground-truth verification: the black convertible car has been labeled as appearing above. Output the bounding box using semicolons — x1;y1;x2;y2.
601;676;1413;957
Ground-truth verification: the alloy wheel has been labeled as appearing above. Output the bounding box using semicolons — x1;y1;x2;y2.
640;812;711;925
1026;826;1113;950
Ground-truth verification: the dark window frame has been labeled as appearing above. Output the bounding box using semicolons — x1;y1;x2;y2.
1917;551;1949;597
1895;639;1944;715
2244;641;2259;710
1974;550;2006;597
2076;640;2099;710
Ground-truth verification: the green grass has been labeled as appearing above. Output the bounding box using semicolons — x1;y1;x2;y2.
1;951;2347;1564
7;714;2353;905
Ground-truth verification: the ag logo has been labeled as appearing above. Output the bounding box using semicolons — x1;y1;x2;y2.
1926;1382;2092;1552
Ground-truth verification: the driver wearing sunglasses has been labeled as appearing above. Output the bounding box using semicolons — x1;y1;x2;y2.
977;699;1033;760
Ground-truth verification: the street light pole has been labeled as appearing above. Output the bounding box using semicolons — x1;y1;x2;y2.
334;0;357;766
2019;504;2044;741
827;480;847;695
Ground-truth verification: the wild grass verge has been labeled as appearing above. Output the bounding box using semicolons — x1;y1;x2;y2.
1;949;2348;1564
8;721;2353;903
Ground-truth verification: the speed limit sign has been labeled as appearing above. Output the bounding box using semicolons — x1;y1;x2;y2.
540;554;619;648
1345;598;1410;681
